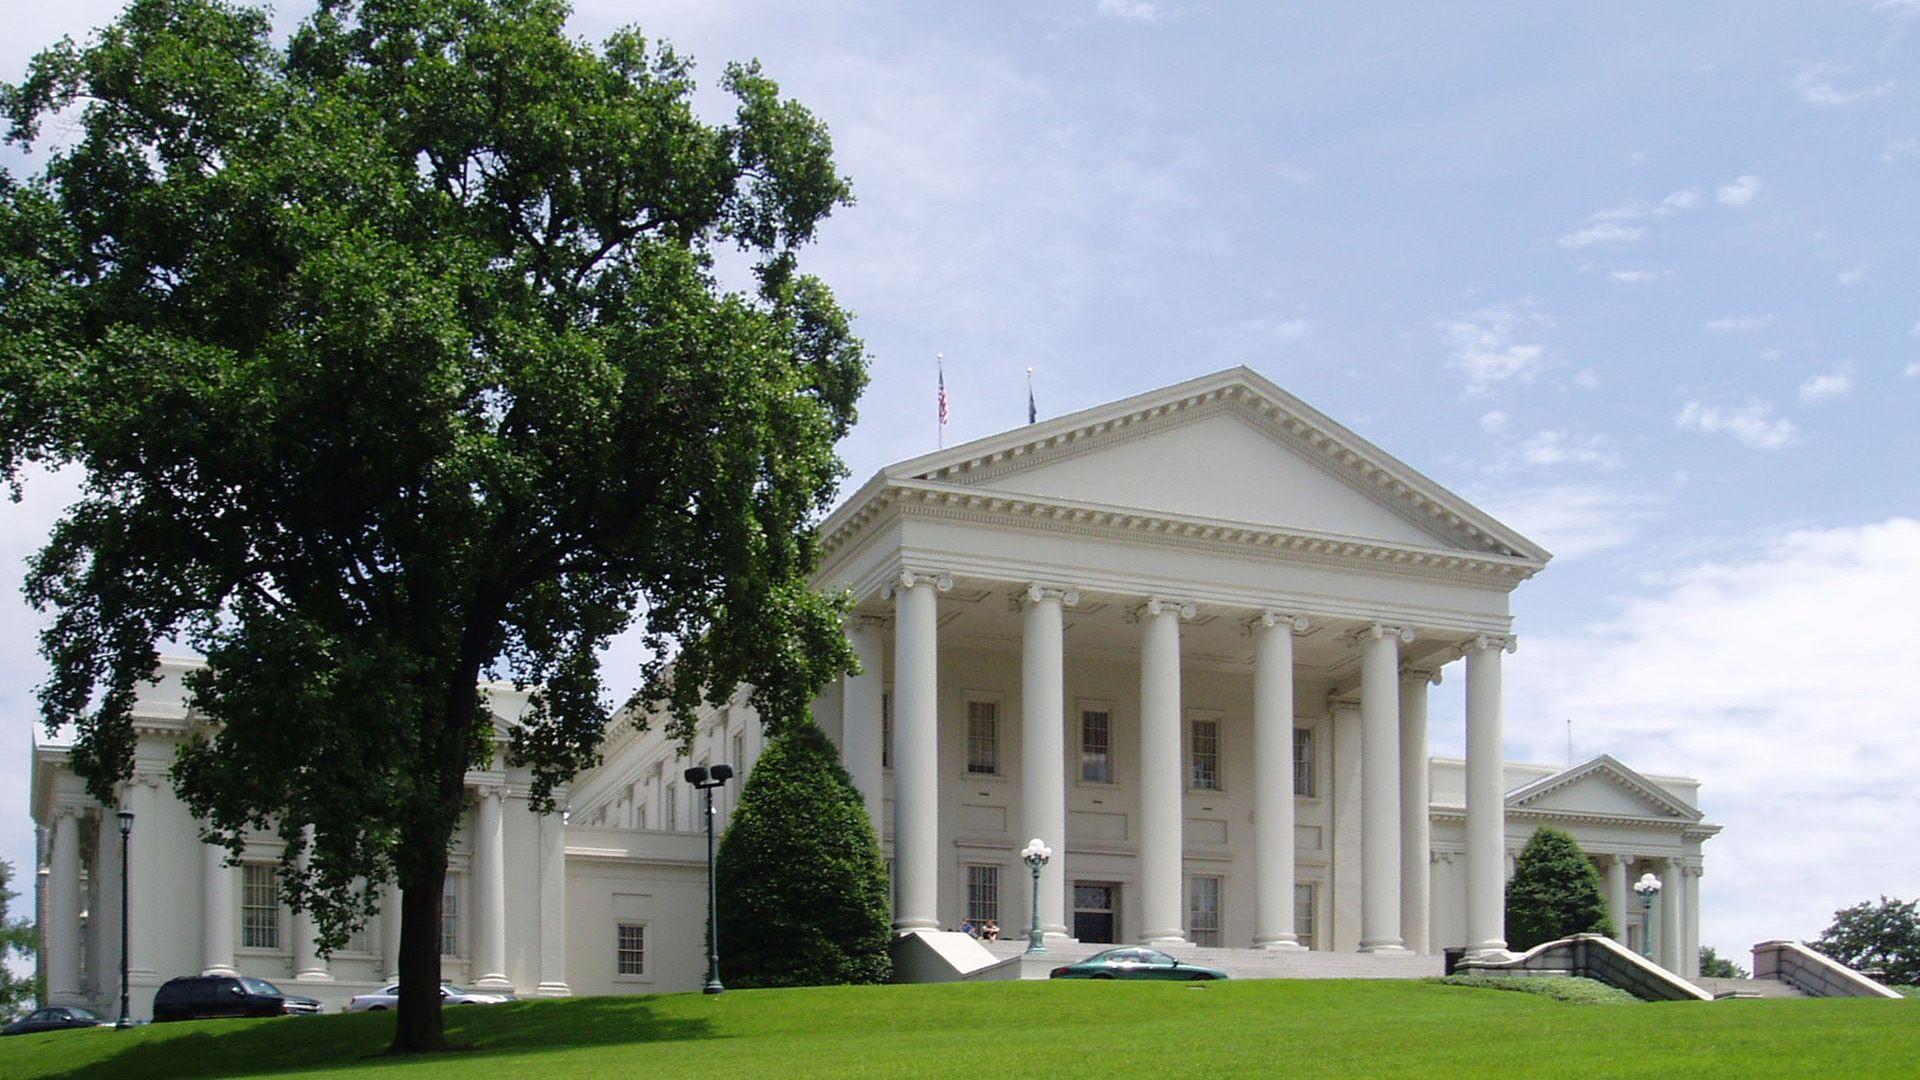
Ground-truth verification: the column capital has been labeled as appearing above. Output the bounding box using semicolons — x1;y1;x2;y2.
1351;622;1415;645
1400;666;1443;686
1470;632;1518;654
1134;596;1197;621
884;568;953;598
1250;610;1310;634
846;612;892;632
1020;582;1081;607
474;780;507;801
48;801;89;823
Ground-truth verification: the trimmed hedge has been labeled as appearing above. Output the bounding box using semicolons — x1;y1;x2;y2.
1432;974;1640;1005
716;722;892;987
1505;826;1615;951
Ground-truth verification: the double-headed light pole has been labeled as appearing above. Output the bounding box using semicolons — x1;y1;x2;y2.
1020;838;1052;956
684;764;735;995
1633;872;1662;962
115;808;134;1029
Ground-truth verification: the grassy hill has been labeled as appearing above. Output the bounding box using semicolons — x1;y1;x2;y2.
3;979;1915;1079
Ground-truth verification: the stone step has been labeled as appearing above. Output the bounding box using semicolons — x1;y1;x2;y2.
978;939;1443;980
1696;976;1808;999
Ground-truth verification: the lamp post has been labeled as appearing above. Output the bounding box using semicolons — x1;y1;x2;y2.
1020;838;1052;956
115;808;134;1029
1633;872;1662;963
684;764;734;995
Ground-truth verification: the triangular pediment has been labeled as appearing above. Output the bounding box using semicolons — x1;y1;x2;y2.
884;368;1549;560
1507;756;1700;822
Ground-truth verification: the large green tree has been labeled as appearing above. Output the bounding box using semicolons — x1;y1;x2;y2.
0;0;863;1052
716;722;890;988
0;859;37;1017
1812;896;1920;987
1504;827;1615;952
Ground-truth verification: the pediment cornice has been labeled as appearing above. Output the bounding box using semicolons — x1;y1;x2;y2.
1504;754;1704;823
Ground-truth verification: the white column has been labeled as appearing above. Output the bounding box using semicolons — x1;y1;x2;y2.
890;569;948;932
90;809;123;1001
1661;857;1684;971
473;785;511;988
1358;623;1408;954
1605;855;1629;946
201;842;237;976
1138;597;1192;946
1464;634;1514;959
124;777;160;979
46;808;83;1003
381;881;402;982
535;804;571;996
1253;611;1307;949
1021;584;1076;941
1398;668;1433;954
843;616;888;834
1683;866;1701;979
292;825;331;981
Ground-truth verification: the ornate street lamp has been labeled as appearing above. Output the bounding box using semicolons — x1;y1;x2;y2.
115;808;134;1029
684;764;734;995
1633;872;1662;962
1020;838;1052;956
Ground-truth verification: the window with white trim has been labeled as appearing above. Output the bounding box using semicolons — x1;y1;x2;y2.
881;691;894;769
440;875;462;957
732;731;745;775
1293;728;1315;797
241;864;281;949
1080;709;1112;783
966;700;999;775
1294;883;1316;949
616;923;646;977
665;782;679;832
1188;876;1223;947
1190;717;1221;790
965;864;1000;924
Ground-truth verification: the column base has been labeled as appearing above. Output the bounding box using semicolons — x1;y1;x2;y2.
892;919;941;934
200;964;239;977
473;974;514;990
1465;944;1514;963
293;970;335;983
1254;936;1307;951
1358;941;1410;955
1042;929;1077;945
1141;933;1189;948
533;982;573;998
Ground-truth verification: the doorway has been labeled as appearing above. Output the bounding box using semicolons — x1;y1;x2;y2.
1074;881;1120;943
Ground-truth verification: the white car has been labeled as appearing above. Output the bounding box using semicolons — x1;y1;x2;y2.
345;983;516;1012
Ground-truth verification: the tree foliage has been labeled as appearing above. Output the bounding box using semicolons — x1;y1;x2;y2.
1811;896;1920;986
1698;945;1748;980
716;722;890;988
1503;827;1615;952
0;859;37;1017
0;0;862;1051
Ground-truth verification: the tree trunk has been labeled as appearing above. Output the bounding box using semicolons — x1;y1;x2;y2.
388;860;450;1053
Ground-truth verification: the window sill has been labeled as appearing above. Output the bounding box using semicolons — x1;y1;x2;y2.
611;975;654;985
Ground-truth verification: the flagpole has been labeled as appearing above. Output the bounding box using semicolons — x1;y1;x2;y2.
937;352;946;449
1026;366;1036;426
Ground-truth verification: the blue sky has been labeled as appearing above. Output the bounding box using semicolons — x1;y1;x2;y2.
3;1;1918;967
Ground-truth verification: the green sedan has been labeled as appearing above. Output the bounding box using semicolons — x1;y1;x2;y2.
1048;947;1229;981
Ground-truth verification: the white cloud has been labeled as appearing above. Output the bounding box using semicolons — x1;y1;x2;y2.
1882;139;1920;163
1469;484;1660;560
1556;221;1648;250
1905;361;1920;378
1478;410;1510;434
1715;175;1764;207
1704;314;1774;335
1437;300;1552;389
1607;268;1670;283
1270;160;1314;186
1572;368;1601;389
1518;429;1623;469
1228;315;1311;342
1675;399;1797;449
1838;264;1870;287
1507;518;1920;956
1869;0;1920;17
1798;368;1854;403
1791;62;1895;106
1910;321;1920;338
1095;0;1179;23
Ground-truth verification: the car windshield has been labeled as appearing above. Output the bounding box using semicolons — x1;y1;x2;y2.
242;978;282;996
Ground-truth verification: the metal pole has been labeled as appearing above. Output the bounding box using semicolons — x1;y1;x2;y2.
1640;892;1654;961
1026;858;1046;955
703;785;723;995
117;823;131;1028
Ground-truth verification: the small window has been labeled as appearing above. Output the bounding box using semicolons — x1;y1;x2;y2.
616;923;646;977
1080;709;1112;783
241;864;280;949
1190;717;1221;790
881;691;894;770
732;732;745;775
1293;729;1315;797
665;783;679;832
1188;876;1223;947
966;700;999;775
965;864;1000;924
440;876;462;957
1294;883;1316;949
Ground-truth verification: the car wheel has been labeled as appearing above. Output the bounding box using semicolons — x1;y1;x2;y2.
368;1006;388;1012
1090;973;1115;980
1188;973;1213;981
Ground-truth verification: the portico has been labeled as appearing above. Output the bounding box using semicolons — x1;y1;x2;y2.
809;368;1548;958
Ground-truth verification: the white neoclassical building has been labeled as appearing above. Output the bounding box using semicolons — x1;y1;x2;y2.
29;368;1717;1016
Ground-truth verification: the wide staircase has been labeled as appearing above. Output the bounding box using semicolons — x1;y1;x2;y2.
979;938;1443;980
1695;976;1807;999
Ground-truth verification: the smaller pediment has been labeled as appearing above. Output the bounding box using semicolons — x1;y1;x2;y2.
1507;755;1700;822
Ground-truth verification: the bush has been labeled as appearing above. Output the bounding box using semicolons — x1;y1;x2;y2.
716;721;892;988
1433;974;1639;1005
1811;896;1920;987
1504;827;1614;951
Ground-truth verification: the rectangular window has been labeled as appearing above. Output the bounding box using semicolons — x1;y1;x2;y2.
1294;883;1316;949
617;923;646;977
966;700;999;775
440;876;462;957
1080;709;1112;783
881;691;894;770
965;864;1000;924
732;731;745;775
241;864;280;949
1190;717;1221;790
1293;728;1315;797
1188;876;1223;947
665;783;679;832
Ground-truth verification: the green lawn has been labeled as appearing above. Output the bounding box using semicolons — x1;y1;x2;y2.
3;979;1914;1079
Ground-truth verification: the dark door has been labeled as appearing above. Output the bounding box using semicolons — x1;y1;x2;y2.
1074;882;1117;943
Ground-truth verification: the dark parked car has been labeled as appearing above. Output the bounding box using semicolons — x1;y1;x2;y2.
1048;946;1230;981
151;975;323;1022
2;1006;107;1036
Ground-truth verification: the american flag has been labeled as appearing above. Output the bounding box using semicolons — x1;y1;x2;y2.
937;353;949;429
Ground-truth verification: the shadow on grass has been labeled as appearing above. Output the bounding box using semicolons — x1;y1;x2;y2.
52;996;716;1080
